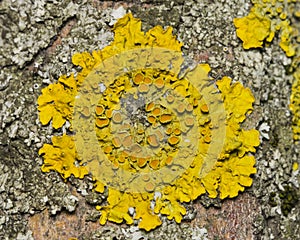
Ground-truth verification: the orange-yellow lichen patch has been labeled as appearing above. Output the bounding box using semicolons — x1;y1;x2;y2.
38;13;260;232
165;156;173;165
173;128;181;135
191;98;198;107
104;145;113;154
204;135;211;144
105;109;114;119
96;118;110;128
147;115;156;124
200;104;209;113
159;114;173;124
145;102;155;112
168;136;180;145
154;78;164;88
147;134;160;147
152;107;161;116
137;158;148;168
133;73;144;85
165;127;173;135
149;159;160;169
95;105;105;115
118;155;126;163
112;112;122;123
144;77;152;84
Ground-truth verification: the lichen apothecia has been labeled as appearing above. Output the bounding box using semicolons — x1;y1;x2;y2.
38;13;259;231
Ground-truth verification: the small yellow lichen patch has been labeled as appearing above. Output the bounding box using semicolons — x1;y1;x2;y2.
207;155;257;200
98;189;134;226
94;179;105;193
233;9;272;49
292;162;299;171
234;0;298;57
38;134;88;179
279;20;296;57
135;200;162;231
154;186;187;223
290;70;300;140
37;75;77;129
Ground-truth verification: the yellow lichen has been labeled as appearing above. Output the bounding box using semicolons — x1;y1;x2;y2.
38;13;260;231
234;0;298;55
38;134;88;179
37;75;77;129
93;69;183;175
95;104;105;116
279;20;296;57
234;1;300;140
290;69;300;140
233;9;272;49
202;155;257;199
293;162;299;171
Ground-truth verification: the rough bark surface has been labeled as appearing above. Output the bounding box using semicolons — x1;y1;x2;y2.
0;0;299;239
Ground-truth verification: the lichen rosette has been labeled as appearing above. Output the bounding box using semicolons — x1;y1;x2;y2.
38;13;259;231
